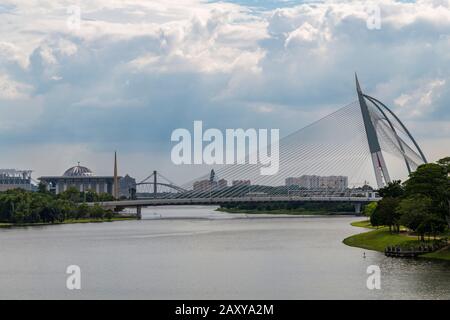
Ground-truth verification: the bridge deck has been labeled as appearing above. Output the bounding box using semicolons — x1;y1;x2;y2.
94;196;380;208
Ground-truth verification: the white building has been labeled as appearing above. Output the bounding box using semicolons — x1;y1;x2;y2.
0;169;33;192
285;175;348;190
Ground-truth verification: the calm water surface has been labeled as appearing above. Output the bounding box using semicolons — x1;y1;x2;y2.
0;206;449;299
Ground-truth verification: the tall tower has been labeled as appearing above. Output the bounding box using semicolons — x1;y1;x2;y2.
113;151;119;199
356;74;391;189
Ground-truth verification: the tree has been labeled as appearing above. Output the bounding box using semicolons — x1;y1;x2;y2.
104;210;114;220
398;196;432;241
370;197;401;232
363;202;377;217
436;157;450;228
0;188;113;224
97;193;115;202
84;189;98;202
59;187;82;203
37;182;48;194
398;196;447;241
404;162;449;226
437;157;450;172
378;180;404;198
89;204;105;219
77;203;90;219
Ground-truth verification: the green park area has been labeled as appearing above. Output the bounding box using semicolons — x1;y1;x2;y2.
344;220;450;261
342;156;450;262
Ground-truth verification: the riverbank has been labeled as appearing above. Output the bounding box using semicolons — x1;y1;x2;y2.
216;207;355;215
0;215;137;228
343;220;450;261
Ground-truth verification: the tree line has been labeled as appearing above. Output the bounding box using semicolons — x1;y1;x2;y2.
0;185;116;224
367;157;450;240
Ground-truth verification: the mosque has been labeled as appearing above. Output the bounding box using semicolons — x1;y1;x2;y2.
38;152;136;199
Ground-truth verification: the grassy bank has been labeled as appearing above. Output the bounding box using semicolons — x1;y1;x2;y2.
350;220;377;229
0;215;137;228
343;220;450;261
420;247;450;260
216;207;352;215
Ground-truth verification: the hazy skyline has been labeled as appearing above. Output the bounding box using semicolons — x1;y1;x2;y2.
0;0;449;184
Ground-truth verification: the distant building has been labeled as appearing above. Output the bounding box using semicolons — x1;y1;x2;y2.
350;185;378;198
39;162;135;198
232;180;251;186
193;179;211;192
119;174;136;199
0;169;33;192
286;175;348;190
39;164;119;195
319;176;348;190
193;178;228;192
286;175;320;189
217;179;227;189
193;170;228;192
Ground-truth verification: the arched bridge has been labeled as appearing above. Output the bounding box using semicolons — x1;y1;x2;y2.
134;170;187;197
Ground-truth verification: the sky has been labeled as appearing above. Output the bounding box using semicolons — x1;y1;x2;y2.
0;0;449;185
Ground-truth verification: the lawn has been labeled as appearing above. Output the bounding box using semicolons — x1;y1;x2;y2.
421;247;450;261
343;227;418;252
350;219;376;229
343;220;450;261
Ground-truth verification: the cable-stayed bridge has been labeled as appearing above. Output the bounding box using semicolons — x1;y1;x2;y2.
96;75;427;214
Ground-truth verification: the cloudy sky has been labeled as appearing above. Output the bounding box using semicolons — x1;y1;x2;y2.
0;0;449;184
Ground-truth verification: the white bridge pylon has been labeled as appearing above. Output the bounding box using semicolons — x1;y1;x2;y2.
355;73;427;188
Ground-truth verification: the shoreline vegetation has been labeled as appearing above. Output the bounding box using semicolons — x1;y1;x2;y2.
342;157;450;262
216;207;356;215
216;201;358;216
0;214;137;228
0;185;138;228
343;219;450;261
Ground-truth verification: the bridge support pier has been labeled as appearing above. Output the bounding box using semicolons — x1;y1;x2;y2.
136;206;142;220
354;203;362;215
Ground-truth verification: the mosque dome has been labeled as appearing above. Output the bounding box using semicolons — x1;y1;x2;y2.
63;164;94;177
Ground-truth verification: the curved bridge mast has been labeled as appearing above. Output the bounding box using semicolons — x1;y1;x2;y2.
356;74;391;189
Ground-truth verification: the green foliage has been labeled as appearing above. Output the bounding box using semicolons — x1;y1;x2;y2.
378;180;404;198
370;197;401;232
397;196;433;235
0;188;114;224
369;157;450;236
363;202;377;217
437;157;450;172
220;201;354;213
396;195;447;240
404;163;449;220
37;182;48;194
89;204;105;219
58;187;81;203
350;220;376;229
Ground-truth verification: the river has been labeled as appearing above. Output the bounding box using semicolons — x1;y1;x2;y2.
0;206;448;299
